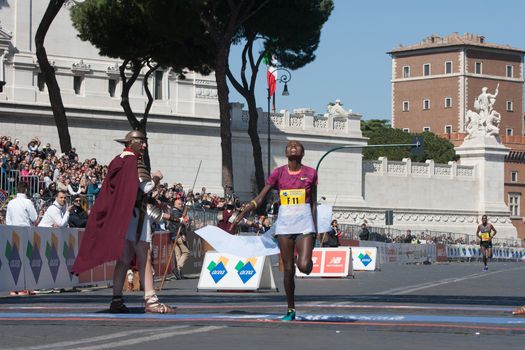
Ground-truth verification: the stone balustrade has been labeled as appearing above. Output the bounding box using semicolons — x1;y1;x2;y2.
364;157;474;178
231;104;362;138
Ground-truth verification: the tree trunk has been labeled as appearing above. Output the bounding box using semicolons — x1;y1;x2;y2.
35;0;72;154
119;59;141;130
139;62;159;170
245;95;265;193
215;54;234;196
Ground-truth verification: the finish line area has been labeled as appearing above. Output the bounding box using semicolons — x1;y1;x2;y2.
1;263;525;349
1;303;524;329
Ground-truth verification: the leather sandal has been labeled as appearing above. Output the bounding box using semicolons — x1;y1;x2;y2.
144;294;176;314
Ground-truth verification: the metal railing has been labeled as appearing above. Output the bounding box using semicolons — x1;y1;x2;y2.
339;223;523;247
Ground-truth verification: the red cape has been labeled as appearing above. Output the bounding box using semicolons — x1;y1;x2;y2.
72;153;139;274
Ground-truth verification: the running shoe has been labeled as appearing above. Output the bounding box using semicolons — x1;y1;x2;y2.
282;309;296;321
482;266;488;272
513;306;525;316
17;290;35;296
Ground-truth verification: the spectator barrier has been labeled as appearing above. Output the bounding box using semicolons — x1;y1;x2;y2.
2;220;524;292
0;206;215;292
0;225;80;292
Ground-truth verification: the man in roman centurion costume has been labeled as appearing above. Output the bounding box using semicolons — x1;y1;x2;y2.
72;130;177;313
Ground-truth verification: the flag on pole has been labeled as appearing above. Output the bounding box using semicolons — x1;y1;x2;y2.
264;53;278;111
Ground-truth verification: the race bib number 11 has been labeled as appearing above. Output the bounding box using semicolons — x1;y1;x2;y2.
280;189;306;205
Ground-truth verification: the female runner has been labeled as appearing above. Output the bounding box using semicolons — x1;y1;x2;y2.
234;140;317;321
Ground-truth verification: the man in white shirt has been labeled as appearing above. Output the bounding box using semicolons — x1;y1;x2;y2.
38;190;70;227
6;182;39;226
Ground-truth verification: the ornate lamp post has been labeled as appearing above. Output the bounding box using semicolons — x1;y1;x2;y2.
267;67;291;177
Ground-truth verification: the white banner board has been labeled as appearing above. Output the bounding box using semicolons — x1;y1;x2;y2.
197;251;277;291
351;246;378;271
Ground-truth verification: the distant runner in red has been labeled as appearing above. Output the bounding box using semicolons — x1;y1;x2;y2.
235;140;317;321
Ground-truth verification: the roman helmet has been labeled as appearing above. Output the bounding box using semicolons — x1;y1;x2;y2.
114;130;147;144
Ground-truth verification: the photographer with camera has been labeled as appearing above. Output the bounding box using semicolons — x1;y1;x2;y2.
322;219;341;247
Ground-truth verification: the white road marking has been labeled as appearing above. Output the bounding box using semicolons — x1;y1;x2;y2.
72;326;224;350
9;325;223;350
376;266;525;295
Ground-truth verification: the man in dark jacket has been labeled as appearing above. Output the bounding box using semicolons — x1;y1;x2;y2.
359;222;370;241
68;195;88;228
167;198;190;279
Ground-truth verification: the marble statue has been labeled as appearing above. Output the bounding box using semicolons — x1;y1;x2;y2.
327;99;351;116
465;85;500;140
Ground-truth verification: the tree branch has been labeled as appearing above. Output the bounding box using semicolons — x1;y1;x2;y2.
119;58;142;130
226;65;247;98
141;60;159;131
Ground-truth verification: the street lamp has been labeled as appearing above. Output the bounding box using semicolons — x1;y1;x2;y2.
267;67;292;178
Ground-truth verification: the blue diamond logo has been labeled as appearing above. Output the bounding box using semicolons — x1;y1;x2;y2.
30;247;42;283
237;262;256;284
47;247;60;282
8;247;22;285
209;261;227;283
358;253;372;266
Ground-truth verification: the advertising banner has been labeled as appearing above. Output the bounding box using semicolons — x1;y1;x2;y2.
0;225;27;291
351;246;378;271
0;225;80;292
296;247;352;277
197;251;277;291
23;227;79;290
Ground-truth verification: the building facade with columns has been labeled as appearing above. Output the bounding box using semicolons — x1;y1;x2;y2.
0;5;518;240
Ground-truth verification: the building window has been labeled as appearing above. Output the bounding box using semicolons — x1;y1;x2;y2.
423;99;430;110
506;65;513;78
444;125;452;134
73;76;83;95
511;171;518;183
37;73;45;92
423;127;430;132
445;61;452;74
108;79;117;98
475;62;482;74
402;128;410;133
402;101;409;112
509;193;520;217
507;101;513;111
423;63;431;76
154;71;163;100
445;97;452;108
403;66;410;78
506;128;514;136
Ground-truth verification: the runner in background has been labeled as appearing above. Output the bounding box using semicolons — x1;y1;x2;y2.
234;140;317;321
476;214;496;272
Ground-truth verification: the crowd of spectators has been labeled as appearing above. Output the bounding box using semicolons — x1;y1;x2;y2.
1;135;105;213
1;135;263;229
354;225;521;247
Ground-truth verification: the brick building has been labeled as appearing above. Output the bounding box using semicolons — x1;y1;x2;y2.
389;33;524;137
388;33;525;241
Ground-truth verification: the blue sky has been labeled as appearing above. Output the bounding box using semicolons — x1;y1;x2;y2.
228;0;525;120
